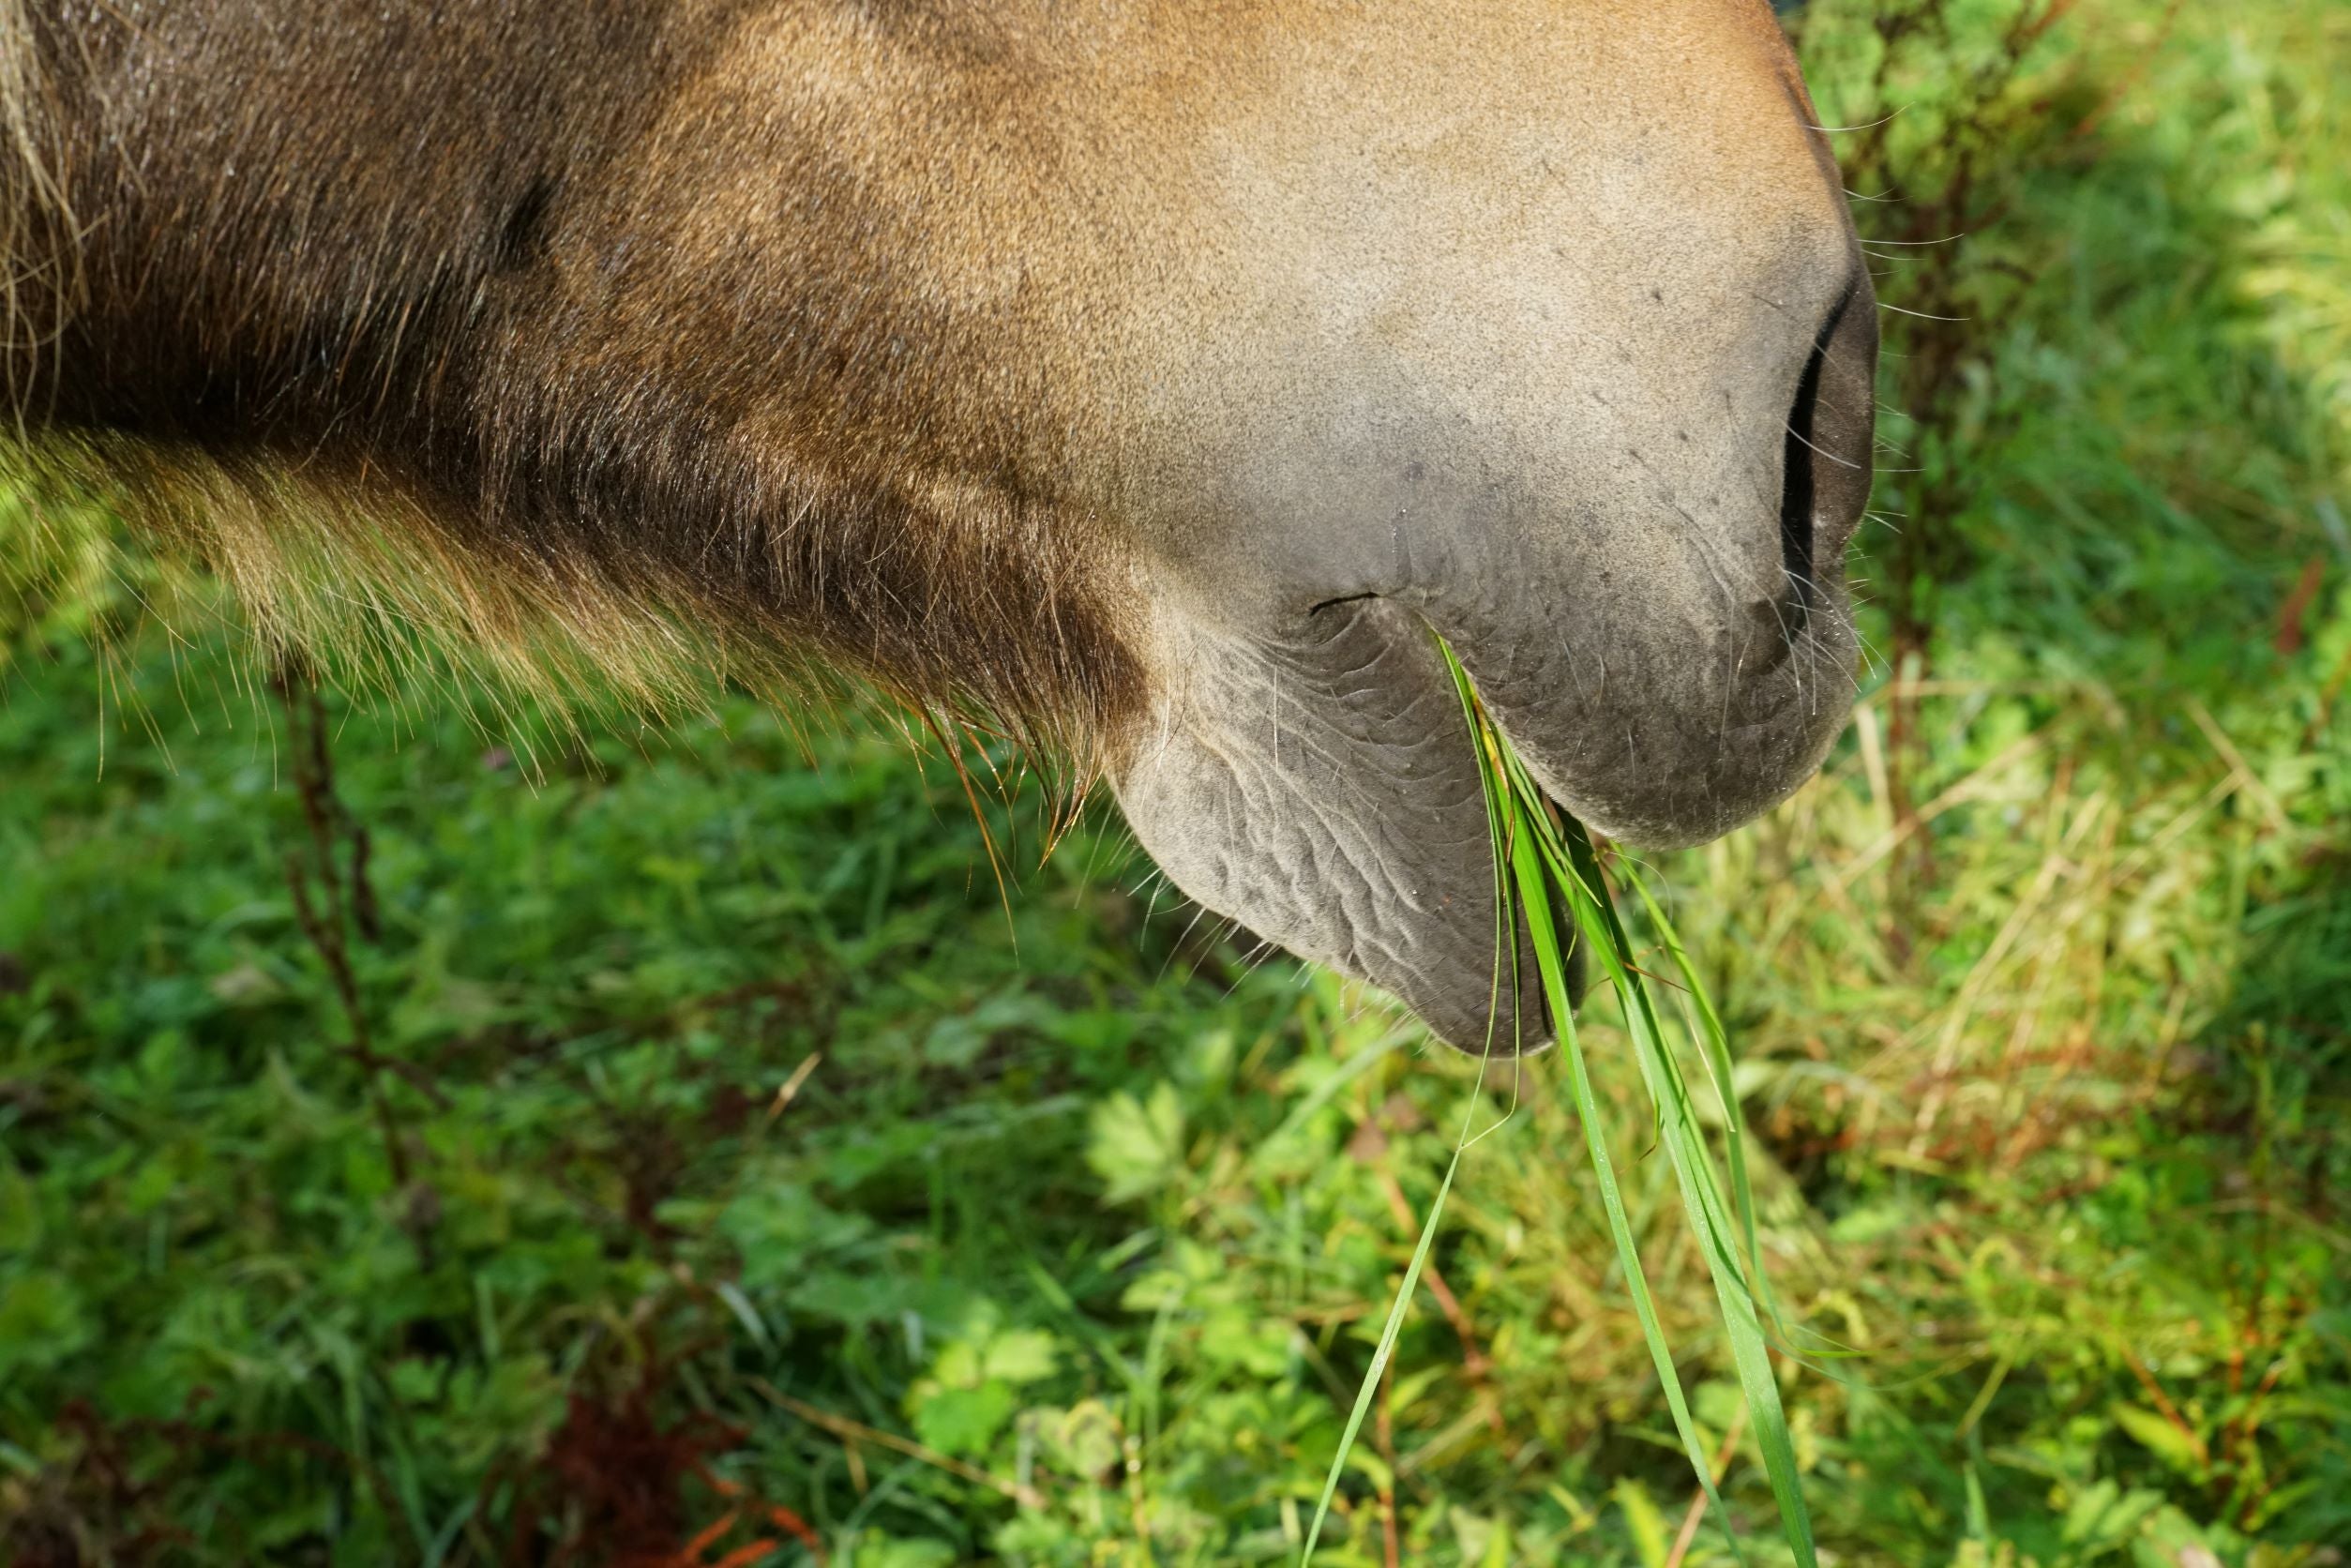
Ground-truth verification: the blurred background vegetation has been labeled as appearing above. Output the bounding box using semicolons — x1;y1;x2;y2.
3;1;2347;1563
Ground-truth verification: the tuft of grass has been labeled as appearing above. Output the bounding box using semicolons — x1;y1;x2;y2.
1302;637;1815;1567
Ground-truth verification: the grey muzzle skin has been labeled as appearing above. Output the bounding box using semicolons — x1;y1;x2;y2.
1112;271;1877;1053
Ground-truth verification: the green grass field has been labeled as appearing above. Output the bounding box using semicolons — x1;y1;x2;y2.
4;3;2348;1564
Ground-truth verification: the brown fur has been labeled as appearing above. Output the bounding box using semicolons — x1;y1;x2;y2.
1;1;1147;757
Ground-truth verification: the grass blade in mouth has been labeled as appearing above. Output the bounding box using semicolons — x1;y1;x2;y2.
1297;634;1815;1567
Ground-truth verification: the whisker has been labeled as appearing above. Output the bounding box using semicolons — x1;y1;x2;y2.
1877;301;1968;322
1808;108;1904;134
1786;422;1869;472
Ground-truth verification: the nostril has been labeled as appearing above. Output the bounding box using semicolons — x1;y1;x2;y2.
1778;332;1830;619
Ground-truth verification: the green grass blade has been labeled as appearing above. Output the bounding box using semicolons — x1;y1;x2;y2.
1628;868;1787;1339
1295;1137;1469;1565
1503;801;1748;1566
1547;817;1818;1568
1443;638;1530;1061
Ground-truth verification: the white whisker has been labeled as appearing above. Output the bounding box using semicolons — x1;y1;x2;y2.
1877;301;1968;322
1808;108;1904;134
